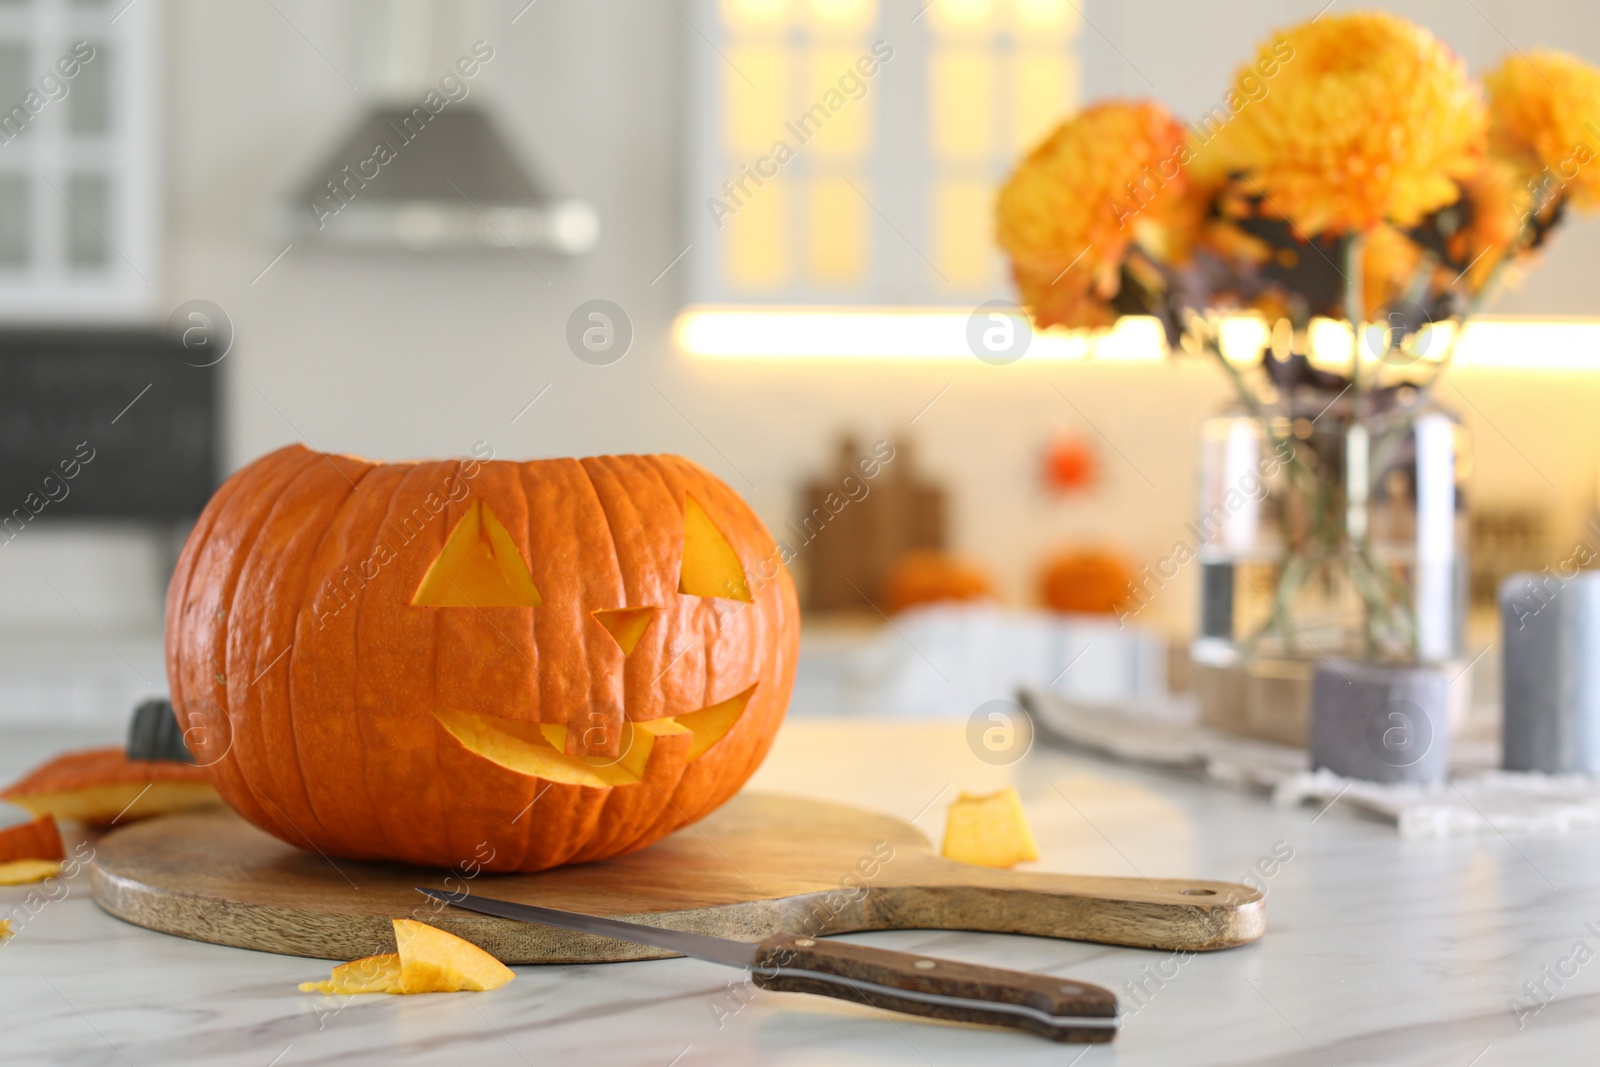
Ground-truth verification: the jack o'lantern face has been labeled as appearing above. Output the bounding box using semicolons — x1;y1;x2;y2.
414;492;760;787
167;447;798;873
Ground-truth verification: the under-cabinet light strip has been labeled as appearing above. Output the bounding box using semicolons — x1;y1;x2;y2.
674;307;1600;370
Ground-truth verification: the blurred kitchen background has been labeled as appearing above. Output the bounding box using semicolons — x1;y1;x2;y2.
1;0;1597;728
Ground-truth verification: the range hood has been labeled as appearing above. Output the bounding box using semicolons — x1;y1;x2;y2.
284;0;595;254
288;104;597;254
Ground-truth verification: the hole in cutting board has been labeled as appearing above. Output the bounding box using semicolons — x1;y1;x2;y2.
1180;888;1217;896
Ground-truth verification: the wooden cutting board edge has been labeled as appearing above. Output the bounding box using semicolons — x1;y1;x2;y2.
88;793;1266;963
90;863;802;963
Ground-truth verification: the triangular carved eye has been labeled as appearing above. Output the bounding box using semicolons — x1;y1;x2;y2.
412;500;542;607
679;494;751;601
591;606;656;655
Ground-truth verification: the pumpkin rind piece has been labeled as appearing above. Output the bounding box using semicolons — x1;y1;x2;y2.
2;750;218;828
298;952;402;994
0;859;63;885
392;919;514;993
0;813;63;863
941;787;1040;869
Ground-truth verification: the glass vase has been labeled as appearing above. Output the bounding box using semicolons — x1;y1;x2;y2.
1191;386;1469;743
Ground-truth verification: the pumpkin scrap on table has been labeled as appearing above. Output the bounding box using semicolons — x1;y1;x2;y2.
1;748;219;829
0;859;65;886
300;952;402;995
299;919;514;995
0;813;65;885
941;787;1040;869
0;813;64;863
167;446;799;873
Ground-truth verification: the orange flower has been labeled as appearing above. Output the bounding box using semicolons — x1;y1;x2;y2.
1487;50;1600;211
996;101;1191;329
1218;13;1487;234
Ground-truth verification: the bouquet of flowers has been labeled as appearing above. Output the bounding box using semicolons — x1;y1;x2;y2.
998;10;1600;364
995;12;1600;664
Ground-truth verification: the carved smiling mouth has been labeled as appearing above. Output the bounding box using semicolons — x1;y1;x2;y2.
434;685;756;788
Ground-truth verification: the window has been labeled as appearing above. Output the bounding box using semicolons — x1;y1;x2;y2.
685;0;1080;306
0;0;159;321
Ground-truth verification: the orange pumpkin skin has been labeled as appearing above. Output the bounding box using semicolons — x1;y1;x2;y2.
0;814;63;864
2;748;217;828
1040;549;1134;614
165;445;800;872
881;549;995;614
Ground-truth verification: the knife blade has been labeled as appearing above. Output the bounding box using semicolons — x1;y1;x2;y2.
415;887;1119;1043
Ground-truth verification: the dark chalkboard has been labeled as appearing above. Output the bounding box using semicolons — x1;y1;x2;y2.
0;331;219;523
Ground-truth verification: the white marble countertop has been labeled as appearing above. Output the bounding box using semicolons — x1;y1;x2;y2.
3;718;1595;1066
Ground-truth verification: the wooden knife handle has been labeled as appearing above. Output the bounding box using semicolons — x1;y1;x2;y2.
750;932;1118;1043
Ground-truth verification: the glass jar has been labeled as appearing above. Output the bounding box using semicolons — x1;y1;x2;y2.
1191;387;1469;743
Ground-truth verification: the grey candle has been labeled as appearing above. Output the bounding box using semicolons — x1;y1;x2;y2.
1501;571;1600;774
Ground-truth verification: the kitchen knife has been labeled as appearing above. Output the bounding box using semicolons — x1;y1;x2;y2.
415;887;1119;1043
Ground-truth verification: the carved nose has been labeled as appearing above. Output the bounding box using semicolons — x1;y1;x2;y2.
591;607;656;655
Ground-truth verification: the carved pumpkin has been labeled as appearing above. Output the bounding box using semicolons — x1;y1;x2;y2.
166;445;799;872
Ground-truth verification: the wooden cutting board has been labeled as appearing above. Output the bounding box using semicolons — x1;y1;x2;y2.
90;793;1264;963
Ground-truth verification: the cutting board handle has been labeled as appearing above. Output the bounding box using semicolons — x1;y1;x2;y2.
861;864;1264;952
